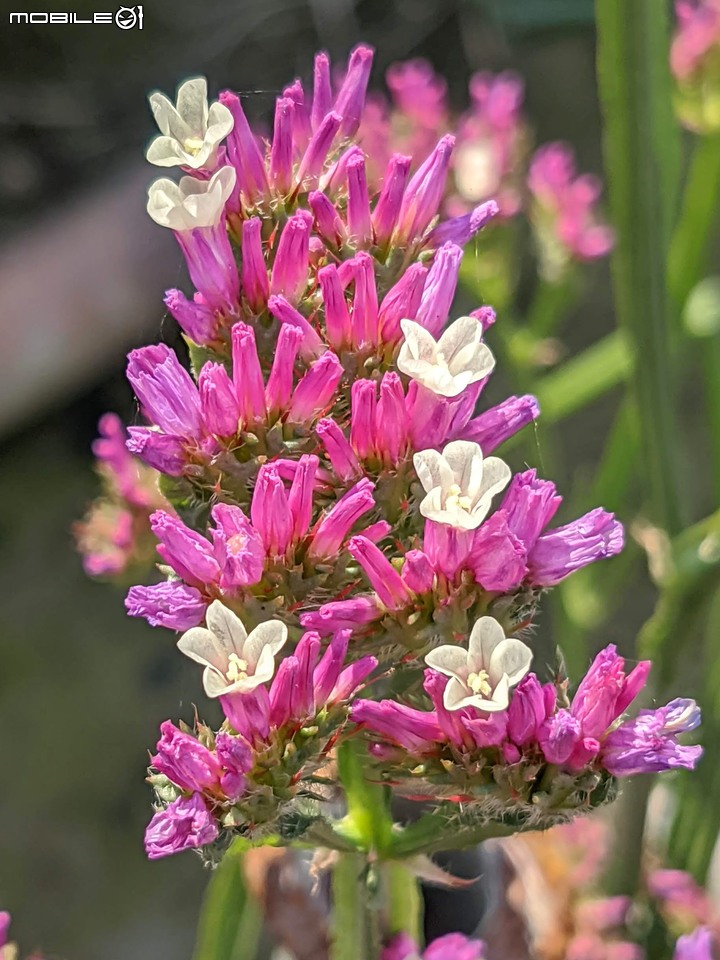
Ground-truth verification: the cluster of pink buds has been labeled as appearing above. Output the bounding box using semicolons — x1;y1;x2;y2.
671;0;720;132
77;45;700;885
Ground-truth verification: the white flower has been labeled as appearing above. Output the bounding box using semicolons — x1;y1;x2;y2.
425;616;532;712
146;77;234;169
454;141;500;203
397;317;495;398
147;166;236;231
413;439;510;530
177;600;288;697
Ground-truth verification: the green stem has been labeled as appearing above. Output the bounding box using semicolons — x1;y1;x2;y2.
525;274;579;339
331;853;373;960
386;863;423;943
596;0;685;536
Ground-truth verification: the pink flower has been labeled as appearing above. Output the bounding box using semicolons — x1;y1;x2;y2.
144;793;219;859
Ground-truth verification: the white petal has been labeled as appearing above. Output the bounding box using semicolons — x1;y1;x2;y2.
146;136;189;167
468;616;505;670
399;318;438;364
205;600;247;655
486;674;510;711
146;178;185;228
176;77;209;133
448;341;495;381
473;456;511;504
206;102;235;143
203;666;233;698
488;638;533;688
443;676;474;711
425;644;469;679
418;487;448;523
149;91;191;141
178;625;229;672
413;449;454;496
251;643;278;685
242;620;288;670
442;440;484;496
437;315;482;361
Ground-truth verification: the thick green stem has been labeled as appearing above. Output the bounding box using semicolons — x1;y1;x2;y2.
386;863;423;943
332;853;377;960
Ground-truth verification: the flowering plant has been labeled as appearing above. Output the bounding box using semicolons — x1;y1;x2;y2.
77;45;701;959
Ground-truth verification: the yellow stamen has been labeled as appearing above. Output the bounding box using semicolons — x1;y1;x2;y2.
183;136;204;156
467;670;492;697
226;653;249;683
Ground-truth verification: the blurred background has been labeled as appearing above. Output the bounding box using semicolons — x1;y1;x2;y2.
2;0;706;958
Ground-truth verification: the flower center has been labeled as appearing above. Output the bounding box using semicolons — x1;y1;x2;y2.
183;136;205;156
446;482;473;511
467;670;492;697
226;653;249;683
227;533;247;556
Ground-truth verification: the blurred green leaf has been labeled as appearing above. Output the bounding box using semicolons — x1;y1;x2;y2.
192;843;262;960
335;740;394;855
533;330;631;422
596;0;684;535
683;277;720;337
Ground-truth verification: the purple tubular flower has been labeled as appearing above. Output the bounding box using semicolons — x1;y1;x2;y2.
210;502;265;589
144;793;218;860
471;306;497;333
406;382;455;451
427;200;499;248
231;322;267;423
347;154;373;246
423;521;476;581
529;508;625;586
539;709;582;765
150;510;220;585
348;535;413;610
283;78;311;149
309;190;347;247
265;323;303;413
269;97;295;195
198;362;241;438
126;427;188;475
251;464;294;557
287;351;343;422
309;478;376;559
93;412;146;505
219;90;269;202
415;242;464;336
296;111;342;186
351;253;379;347
241;218;270;313
570;644;651;738
321;144;365;197
269;656;299;729
372;154;412;248
268;294;325;360
125;581;207;630
164;289;218;344
287;454;318;541
375;372;408;464
460;395;540;453
330;655;378;702
508;675;549;747
312;51;332;130
500;469;562;548
378;262;429;343
300;594;382;634
152;721;222;793
291;631;322;718
318;263;352;349
352;699;442;753
316;417;363;482
350;379;378;459
402;549;435;594
214;732;253;801
313;630;351;704
603;699;703;777
0;912;10;949
395;134;455;243
334;44;374;137
674;927;715;960
270;210;313;305
423;671;474;749
470;510;527;592
221;686;271;743
424;933;487;960
175;224;240;315
127;344;203;438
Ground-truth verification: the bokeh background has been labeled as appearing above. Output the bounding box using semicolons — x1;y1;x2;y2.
1;1;686;957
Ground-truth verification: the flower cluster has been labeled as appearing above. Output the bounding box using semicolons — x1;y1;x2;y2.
382;933;486;960
671;0;720;132
78;44;701;881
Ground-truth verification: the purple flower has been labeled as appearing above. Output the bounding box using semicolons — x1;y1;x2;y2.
415;242;463;337
570;644;651;738
241;217;270;313
126;344;203;438
150;510;220;586
352;699;443;754
507;674;548;746
334;44;374;137
215;732;253;801
539;709;582;765
0;912;11;948
209;502;265;590
381;932;486;960
309;479;376;559
460;395;540;453
469;510;527;592
125;581;207;630
299;595;382;634
674;926;715;960
500;469;562;549
125;427;188;476
270;210;313;305
152;721;222;793
144;793;218;859
603;699;703;777
528;507;624;586
347;535;414;610
372;153;412;248
198;362;241;438
164;289;218;345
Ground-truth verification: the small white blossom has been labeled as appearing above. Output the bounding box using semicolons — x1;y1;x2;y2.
425;616;532;712
177;600;287;697
454;141;500;203
413;439;510;530
146;77;234;169
397;316;495;398
147;166;236;231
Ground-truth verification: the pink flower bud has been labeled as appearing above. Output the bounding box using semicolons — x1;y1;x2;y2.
415;242;463;336
529;508;624;586
507;675;547;746
318;263;352;348
350;252;379;347
395;134;455;243
313;629;351;704
269;97;295;195
309;190;347;247
150;510;220;586
231;322;267;423
469;510;527;592
300;594;382;634
152;720;222;793
125;428;188;476
375;372;408;464
270;210;312;304
347;154;373;246
251;464;294;557
127;344;203;438
265;323;304;413
210;502;265;590
372;153;411;247
350;378;378;458
427;200;499;248
461;395;540;453
334;44;374;137
348;535;413;610
378;262;428;343
199;362;242;437
267;294;325;360
287;454;319;541
311;51;332;131
145;793;218;859
241;218;269;313
309;478;376;559
402;549;435;594
287;351;343;422
297;111;342;187
219;90;269;203
283;78;311;150
471;306;496;333
164;289;218;345
316;417;363;482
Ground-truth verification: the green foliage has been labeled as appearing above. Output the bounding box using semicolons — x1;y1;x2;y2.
192;842;263;960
